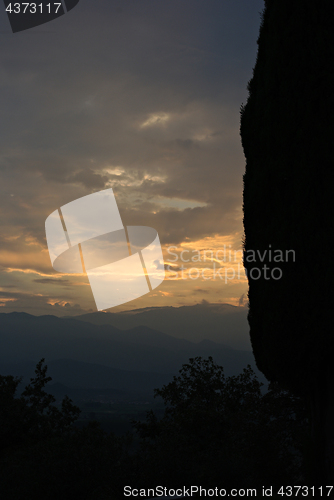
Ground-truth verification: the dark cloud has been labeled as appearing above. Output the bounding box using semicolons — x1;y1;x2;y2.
33;278;70;285
120;205;240;245
193;288;210;295
67;169;109;190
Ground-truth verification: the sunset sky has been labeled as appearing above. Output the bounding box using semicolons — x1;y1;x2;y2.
0;0;264;316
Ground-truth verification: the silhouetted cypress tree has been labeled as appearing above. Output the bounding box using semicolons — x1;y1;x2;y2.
240;0;334;483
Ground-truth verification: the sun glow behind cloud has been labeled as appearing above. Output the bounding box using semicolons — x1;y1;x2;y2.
140;112;170;128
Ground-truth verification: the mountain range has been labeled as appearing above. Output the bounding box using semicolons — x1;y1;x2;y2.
0;309;261;401
69;302;251;351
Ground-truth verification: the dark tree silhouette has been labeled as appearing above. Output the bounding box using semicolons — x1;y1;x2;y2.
240;0;334;483
0;358;80;451
0;360;129;499
133;357;306;488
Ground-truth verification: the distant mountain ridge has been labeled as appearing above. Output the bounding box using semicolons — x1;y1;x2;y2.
0;311;253;373
0;311;262;401
69;302;251;351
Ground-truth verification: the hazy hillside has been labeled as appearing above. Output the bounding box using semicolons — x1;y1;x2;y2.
0;358;174;401
0;312;254;374
70;302;251;350
0;311;262;402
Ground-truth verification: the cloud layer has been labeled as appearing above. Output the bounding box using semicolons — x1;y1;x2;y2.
0;0;263;314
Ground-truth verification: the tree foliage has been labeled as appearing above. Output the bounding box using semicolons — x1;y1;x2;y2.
0;358;80;452
0;359;128;499
133;357;308;489
0;357;310;495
